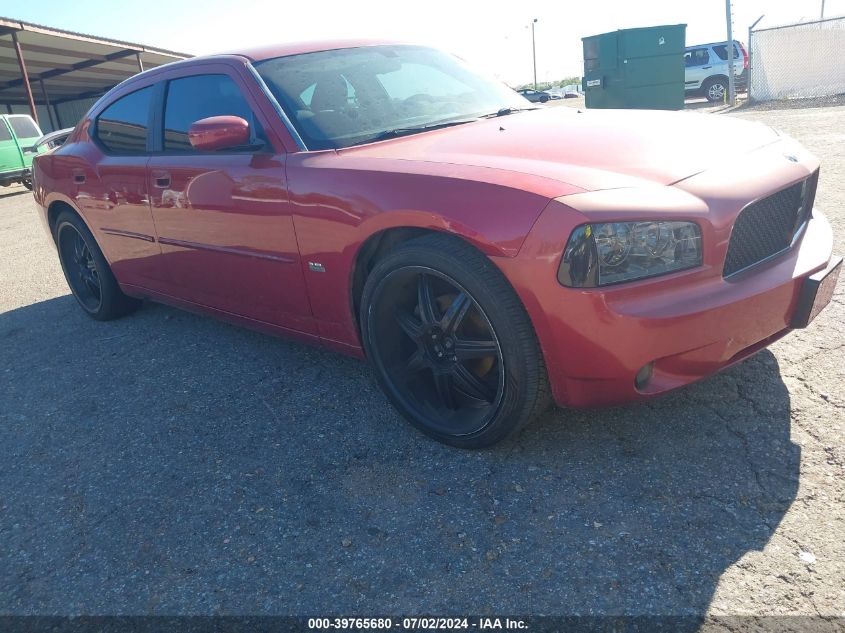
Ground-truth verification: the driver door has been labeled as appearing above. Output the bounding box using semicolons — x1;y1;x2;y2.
147;67;314;334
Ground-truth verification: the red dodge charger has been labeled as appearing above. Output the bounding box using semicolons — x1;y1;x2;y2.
32;41;840;447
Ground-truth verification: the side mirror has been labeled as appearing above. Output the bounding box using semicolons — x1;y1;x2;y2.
188;116;250;152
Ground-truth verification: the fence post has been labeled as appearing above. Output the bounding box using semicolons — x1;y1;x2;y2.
747;27;753;103
747;15;765;104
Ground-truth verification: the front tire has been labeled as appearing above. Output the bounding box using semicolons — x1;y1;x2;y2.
21;178;33;191
55;211;140;320
360;234;550;448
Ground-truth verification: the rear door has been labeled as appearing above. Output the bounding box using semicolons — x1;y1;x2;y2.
711;43;743;79
80;85;166;288
146;66;314;333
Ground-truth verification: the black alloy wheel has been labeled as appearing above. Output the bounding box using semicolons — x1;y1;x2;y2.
55;211;140;320
370;266;505;436
361;233;550;448
58;222;102;313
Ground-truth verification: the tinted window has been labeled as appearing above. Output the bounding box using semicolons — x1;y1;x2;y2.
163;74;267;152
96;87;152;154
712;44;740;61
8;117;40;139
0;122;11;142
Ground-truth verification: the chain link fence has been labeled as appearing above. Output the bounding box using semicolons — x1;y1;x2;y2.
749;16;845;102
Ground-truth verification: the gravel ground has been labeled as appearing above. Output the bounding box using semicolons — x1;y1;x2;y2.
0;103;843;621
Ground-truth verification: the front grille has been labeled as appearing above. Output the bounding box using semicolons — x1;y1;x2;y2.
723;170;819;277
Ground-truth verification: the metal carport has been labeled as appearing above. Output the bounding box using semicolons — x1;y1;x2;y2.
0;16;189;133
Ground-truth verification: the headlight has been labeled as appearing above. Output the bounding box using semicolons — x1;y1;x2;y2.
558;221;702;287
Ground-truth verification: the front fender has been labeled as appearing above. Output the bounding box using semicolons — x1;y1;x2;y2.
287;155;557;348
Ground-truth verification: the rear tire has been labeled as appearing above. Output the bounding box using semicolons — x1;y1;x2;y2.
704;77;728;103
21;178;33;191
54;211;141;321
360;233;551;448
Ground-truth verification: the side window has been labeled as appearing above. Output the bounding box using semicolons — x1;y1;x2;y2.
0;121;11;142
163;74;267;152
95;87;153;154
8;117;41;139
684;48;710;67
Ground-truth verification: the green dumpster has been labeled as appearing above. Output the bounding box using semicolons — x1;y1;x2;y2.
582;24;686;110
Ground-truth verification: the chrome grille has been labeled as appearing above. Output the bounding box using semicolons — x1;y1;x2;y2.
723;170;818;277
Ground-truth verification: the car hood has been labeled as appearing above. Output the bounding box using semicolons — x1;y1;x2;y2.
339;107;780;194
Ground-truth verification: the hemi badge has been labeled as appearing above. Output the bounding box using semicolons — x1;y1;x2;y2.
308;262;326;272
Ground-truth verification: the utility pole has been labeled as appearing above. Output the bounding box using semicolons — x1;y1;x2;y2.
726;0;736;105
531;18;538;90
821;0;826;19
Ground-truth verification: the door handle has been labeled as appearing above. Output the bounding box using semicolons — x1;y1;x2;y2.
702;66;712;69
152;170;170;188
72;170;85;184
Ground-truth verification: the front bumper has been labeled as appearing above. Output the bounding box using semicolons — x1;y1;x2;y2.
496;208;836;409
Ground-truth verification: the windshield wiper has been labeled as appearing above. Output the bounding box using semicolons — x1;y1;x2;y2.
482;107;538;118
367;118;479;142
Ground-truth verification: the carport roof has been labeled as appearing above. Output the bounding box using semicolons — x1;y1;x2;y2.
0;16;190;106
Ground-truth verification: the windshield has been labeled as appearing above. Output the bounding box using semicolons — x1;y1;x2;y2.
254;45;529;150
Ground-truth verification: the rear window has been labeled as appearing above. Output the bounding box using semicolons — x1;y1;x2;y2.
712;44;740;61
8;117;40;139
95;86;153;154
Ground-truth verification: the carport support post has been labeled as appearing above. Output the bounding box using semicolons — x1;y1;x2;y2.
11;32;38;125
39;80;57;131
136;52;144;73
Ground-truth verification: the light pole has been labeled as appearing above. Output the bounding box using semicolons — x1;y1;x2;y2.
531;18;538;90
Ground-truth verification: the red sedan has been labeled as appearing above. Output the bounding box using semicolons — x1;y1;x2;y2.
32;41;840;447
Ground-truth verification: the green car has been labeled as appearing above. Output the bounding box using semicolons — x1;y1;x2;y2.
0;114;45;191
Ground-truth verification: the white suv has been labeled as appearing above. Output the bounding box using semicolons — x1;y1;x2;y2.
685;40;748;102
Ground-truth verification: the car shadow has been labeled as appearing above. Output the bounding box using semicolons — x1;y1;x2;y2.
0;186;29;200
0;296;798;621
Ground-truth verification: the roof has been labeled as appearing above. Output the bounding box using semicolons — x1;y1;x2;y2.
686;40;744;49
232;38;410;62
0;16;190;105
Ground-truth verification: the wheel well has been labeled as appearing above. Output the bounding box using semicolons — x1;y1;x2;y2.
47;200;78;242
350;228;431;322
705;74;729;87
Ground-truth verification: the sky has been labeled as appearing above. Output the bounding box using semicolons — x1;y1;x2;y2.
4;0;844;84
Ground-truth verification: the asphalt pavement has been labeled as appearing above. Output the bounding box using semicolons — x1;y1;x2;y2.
0;102;843;621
